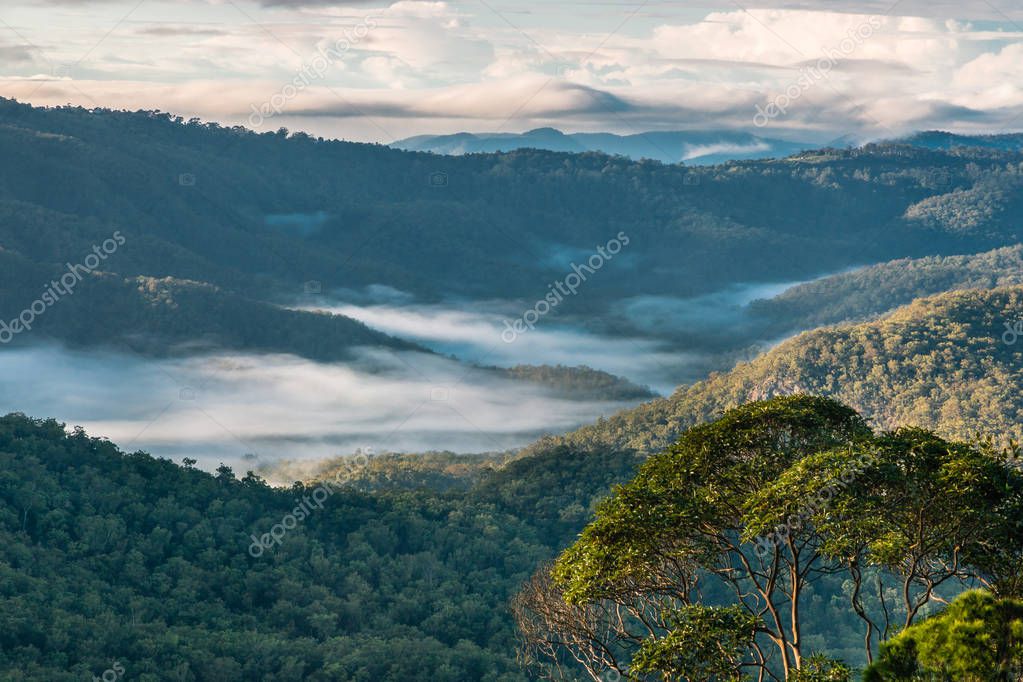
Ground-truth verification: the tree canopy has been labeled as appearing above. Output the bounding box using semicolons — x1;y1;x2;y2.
517;396;1023;681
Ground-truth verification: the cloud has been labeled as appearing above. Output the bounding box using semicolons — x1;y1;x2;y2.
680;141;772;161
951;42;1023;109
34;0;1018;19
0;343;645;469
0;73;639;126
286;78;633;119
135;25;229;37
328;2;495;87
639;0;1023;20
258;0;382;5
7;66;1023;143
296;295;715;393
4;4;1023;140
0;43;40;66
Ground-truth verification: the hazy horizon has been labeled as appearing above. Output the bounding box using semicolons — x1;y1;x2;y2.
4;0;1023;144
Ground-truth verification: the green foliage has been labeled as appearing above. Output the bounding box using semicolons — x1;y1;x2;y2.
551;396;868;605
630;605;757;681
748;245;1023;336
530;286;1023;457
533;398;1023;680
749;427;1016;571
289;451;508;493
835;429;1011;567
863;590;1023;681
536;397;884;679
499;365;655;401
3;99;1023;355
0;413;639;680
789;654;853;682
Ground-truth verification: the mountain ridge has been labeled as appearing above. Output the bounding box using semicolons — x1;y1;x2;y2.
525;285;1023;457
392;127;812;165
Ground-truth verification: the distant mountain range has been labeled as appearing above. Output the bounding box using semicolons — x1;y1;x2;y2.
895;131;1023;153
394;127;1023;165
4;98;1023;373
393;128;813;165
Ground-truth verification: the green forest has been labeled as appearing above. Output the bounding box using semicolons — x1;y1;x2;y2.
520;396;1023;681
3;101;1023;681
4;99;1023;315
5;99;1023;365
0;413;640;681
4;393;1021;680
531;286;1023;457
6;281;1023;679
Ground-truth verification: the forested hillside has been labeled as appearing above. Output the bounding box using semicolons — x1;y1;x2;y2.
5;100;1023;681
5;285;1023;679
530;286;1023;456
749;244;1023;334
498;365;655;401
0;250;418;358
3;99;1023;312
897;131;1023;153
0;411;888;680
5;100;1023;370
6;396;1015;680
8;0;1023;672
0;415;640;681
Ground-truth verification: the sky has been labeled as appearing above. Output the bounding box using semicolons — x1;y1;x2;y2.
1;0;1022;143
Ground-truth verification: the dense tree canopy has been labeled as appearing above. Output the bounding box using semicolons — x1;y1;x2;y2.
0;414;639;680
2;397;1021;680
3;99;1023;328
864;590;1023;681
518;397;1023;681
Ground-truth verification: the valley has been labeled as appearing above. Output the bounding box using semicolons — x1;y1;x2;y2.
2;99;1023;681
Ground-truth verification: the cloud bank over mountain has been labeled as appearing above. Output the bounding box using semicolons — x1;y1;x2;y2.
3;0;1022;141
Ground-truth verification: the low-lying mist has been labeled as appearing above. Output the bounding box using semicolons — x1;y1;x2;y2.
297;277;825;391
616;280;802;337
0;344;644;472
0;274;857;474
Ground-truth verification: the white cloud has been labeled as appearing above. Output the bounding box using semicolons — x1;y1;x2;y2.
0;344;644;469
295;298;684;392
951;42;1023;109
3;2;1023;139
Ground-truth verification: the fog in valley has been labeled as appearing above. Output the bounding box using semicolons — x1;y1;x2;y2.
0;344;643;470
0;278;836;470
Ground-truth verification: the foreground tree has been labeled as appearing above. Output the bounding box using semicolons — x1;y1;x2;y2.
629;604;758;681
746;428;1021;661
516;396;1023;681
518;396;871;680
863;590;1023;681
